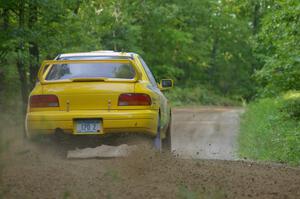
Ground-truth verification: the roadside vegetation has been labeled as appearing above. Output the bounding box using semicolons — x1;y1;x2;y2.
165;86;241;107
239;92;300;165
238;0;300;165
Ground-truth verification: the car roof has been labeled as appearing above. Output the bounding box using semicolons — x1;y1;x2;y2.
57;51;136;59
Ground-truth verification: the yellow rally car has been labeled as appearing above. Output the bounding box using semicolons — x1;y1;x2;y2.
25;51;173;149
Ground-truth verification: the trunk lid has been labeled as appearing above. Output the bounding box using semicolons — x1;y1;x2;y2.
42;82;134;111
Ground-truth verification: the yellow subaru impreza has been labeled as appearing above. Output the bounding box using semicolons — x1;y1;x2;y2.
25;51;173;149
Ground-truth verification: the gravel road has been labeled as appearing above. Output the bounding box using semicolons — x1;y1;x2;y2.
0;107;299;199
172;107;244;159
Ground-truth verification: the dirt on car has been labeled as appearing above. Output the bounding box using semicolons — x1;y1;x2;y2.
1;107;300;199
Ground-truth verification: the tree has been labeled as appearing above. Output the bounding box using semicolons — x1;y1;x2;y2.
2;0;286;110
255;0;300;96
28;0;39;88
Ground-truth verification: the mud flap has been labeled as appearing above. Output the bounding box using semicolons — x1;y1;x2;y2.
154;113;162;151
154;130;162;151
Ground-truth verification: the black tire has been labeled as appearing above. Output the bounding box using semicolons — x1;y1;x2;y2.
153;114;162;151
162;119;171;152
24;118;33;140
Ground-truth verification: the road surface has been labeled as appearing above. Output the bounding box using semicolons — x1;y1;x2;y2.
1;107;299;199
172;107;243;159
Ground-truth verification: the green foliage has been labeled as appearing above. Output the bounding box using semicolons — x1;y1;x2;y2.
165;86;241;107
254;0;300;96
281;91;300;120
239;96;300;165
236;0;300;165
0;0;258;109
0;0;298;109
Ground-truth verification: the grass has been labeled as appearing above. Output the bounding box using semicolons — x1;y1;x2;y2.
238;96;300;166
63;191;71;199
177;185;198;199
103;168;121;183
165;86;242;107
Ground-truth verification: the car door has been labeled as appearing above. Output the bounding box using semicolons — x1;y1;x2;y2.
137;56;170;130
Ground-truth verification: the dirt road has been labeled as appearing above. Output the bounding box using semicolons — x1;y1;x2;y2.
172;107;243;160
1;107;300;199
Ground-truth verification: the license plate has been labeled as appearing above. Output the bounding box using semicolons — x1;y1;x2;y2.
76;119;101;134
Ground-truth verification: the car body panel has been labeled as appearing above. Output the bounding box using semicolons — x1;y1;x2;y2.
26;51;171;138
41;82;135;111
27;109;158;135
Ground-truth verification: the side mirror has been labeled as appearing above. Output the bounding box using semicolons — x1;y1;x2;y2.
159;79;173;90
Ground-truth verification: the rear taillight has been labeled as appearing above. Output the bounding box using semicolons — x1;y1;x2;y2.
118;93;151;106
30;95;59;108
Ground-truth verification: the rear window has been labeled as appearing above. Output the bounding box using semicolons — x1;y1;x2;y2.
45;63;136;80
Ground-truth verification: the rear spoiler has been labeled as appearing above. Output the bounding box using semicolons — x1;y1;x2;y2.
37;59;141;85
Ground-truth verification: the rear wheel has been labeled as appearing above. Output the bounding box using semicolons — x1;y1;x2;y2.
162;119;171;151
24;118;33;140
154;120;162;151
153;114;162;151
154;114;172;152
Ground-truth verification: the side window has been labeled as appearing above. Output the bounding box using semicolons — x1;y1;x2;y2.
138;56;157;87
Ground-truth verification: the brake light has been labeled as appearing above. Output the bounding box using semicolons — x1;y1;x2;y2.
118;93;151;106
30;95;59;108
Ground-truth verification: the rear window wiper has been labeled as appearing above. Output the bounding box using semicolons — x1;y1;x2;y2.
70;77;108;82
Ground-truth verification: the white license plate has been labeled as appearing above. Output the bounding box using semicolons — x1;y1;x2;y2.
76;119;101;133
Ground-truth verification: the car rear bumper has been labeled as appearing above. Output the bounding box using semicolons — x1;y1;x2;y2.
26;109;158;136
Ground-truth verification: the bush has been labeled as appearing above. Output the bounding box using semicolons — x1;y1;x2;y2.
239;96;300;165
281;91;300;120
165;86;241;107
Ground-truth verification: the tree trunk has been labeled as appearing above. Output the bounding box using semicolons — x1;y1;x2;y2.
252;3;260;35
208;37;219;84
2;7;9;30
0;8;10;108
28;0;39;88
0;8;9;59
16;0;28;112
250;2;261;74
